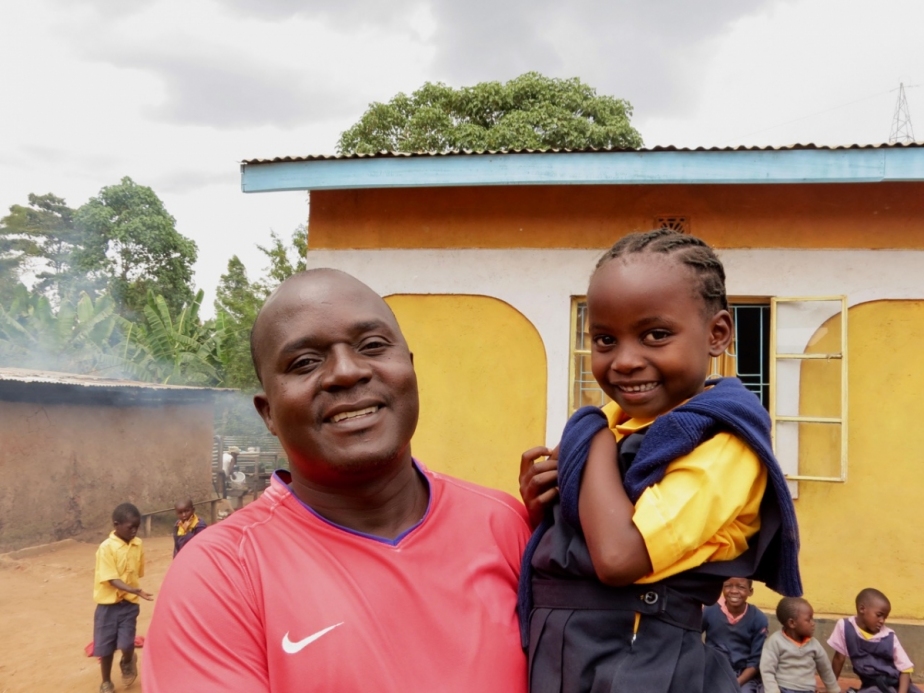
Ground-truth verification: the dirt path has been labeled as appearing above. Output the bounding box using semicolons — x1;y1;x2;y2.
0;536;173;693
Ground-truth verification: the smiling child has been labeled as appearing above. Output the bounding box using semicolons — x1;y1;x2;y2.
518;229;802;693
703;577;769;692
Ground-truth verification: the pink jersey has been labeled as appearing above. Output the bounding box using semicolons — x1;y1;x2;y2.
144;465;531;692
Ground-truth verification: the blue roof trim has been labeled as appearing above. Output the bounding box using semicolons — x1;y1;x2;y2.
241;148;924;193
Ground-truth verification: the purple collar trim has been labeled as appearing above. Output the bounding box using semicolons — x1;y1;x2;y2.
272;460;432;547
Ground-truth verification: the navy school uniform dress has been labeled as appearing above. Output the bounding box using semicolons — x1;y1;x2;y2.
842;619;923;693
518;378;803;693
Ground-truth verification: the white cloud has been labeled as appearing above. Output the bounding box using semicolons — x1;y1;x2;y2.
2;0;922;317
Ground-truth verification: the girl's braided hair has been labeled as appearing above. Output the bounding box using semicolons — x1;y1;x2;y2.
595;229;728;314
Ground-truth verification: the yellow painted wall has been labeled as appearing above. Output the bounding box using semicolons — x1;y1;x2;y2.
384;294;547;498
752;301;924;618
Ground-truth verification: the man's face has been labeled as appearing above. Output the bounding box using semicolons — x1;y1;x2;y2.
253;273;419;485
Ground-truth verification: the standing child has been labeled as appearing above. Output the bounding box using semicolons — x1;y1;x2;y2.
93;503;154;693
172;499;207;557
828;588;920;693
518;229;802;693
760;597;840;693
703;577;769;692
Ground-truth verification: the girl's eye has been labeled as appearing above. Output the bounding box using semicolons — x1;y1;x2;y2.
593;335;615;347
646;330;671;342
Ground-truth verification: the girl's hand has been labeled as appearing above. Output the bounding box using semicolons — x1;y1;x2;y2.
519;445;559;529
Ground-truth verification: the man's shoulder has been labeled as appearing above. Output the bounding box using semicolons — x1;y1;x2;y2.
427;470;529;525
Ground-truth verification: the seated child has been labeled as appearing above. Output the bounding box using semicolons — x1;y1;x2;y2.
93;502;154;693
703;577;769;692
760;597;840;693
172;498;207;557
518;230;802;693
828;588;921;693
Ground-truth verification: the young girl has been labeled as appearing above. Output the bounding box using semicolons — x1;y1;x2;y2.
518;230;802;693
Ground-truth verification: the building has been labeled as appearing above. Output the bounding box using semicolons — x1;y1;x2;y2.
0;368;219;551
240;144;924;621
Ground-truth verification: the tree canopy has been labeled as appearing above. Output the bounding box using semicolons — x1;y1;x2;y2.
0;178;198;319
337;72;643;155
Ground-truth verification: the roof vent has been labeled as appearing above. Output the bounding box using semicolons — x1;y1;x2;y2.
655;216;689;234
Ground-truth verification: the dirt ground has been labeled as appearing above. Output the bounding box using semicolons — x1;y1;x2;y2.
0;530;864;693
0;535;174;693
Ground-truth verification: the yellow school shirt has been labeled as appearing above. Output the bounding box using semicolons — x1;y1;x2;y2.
94;531;145;604
601;401;767;584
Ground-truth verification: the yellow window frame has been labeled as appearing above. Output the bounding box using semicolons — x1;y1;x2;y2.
769;296;848;483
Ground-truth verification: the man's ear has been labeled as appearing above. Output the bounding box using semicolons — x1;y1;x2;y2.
253;392;277;436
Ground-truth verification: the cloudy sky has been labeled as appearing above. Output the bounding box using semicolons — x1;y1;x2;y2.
1;0;921;313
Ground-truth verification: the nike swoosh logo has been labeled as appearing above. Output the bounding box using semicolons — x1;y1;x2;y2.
282;623;344;654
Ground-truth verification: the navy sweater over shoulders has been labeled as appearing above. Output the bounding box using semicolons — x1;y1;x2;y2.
702;604;769;673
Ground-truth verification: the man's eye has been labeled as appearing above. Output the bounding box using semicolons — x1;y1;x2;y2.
361;339;389;351
290;356;320;371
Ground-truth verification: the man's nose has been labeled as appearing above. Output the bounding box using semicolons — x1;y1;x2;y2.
321;345;373;389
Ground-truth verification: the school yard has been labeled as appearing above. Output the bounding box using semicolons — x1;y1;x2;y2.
0;531;864;692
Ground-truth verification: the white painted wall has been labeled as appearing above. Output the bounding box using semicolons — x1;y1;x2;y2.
306;248;924;447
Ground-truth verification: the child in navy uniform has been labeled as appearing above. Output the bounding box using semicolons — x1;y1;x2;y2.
518;230;802;693
172;498;207;557
703;577;769;692
828;588;920;693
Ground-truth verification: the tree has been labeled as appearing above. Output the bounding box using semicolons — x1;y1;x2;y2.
0;194;97;304
0;284;129;374
125;289;224;386
214;256;262;390
337;72;643;154
76;177;198;318
255;226;307;290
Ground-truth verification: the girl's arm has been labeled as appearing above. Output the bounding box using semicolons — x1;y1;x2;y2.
898;672;911;693
578;428;652;586
830;652;845;679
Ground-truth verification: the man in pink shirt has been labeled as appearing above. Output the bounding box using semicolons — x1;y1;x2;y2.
143;269;532;692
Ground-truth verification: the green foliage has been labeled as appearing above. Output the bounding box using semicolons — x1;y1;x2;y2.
124;289;224;386
76;177;198;318
0;284;129;374
214;256;262;390
338;72;643;154
213;227;309;391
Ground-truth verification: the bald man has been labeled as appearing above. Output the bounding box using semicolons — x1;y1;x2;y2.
144;270;532;692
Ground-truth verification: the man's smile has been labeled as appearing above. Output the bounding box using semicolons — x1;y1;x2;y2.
329;405;382;424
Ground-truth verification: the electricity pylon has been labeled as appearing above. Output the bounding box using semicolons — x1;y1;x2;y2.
889;83;915;144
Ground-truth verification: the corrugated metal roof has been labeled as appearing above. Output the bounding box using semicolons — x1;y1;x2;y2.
0;367;226;393
241;141;924;165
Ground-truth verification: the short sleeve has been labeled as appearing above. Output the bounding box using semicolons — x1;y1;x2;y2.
827;618;848;656
143;533;270;692
632;433;766;576
893;634;914;673
96;544;120;584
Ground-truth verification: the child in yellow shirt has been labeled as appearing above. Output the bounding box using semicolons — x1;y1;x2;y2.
93;503;154;693
519;229;802;693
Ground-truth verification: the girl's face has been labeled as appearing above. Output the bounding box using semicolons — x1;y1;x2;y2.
587;254;732;420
